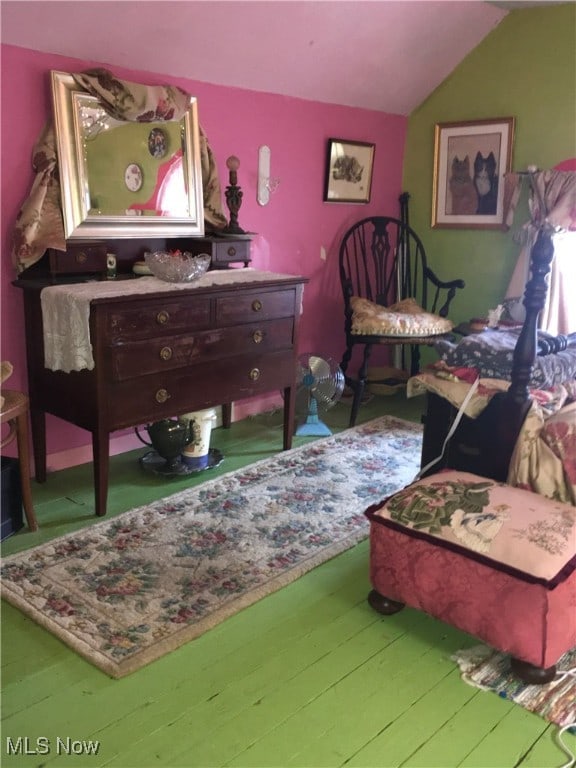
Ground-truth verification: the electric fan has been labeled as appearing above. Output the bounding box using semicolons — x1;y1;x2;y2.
295;354;345;436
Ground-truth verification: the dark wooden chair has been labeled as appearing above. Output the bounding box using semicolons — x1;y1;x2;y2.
339;203;465;426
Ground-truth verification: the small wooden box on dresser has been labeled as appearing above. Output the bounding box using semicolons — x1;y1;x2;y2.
175;235;252;269
15;259;307;518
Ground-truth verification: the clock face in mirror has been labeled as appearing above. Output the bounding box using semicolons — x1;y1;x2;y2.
51;71;204;239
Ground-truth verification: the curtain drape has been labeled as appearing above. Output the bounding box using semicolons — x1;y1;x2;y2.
505;169;576;334
11;69;228;274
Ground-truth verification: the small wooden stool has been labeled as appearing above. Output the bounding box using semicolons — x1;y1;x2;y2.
0;390;38;532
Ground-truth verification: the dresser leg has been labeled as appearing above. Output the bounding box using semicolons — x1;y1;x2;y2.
222;403;232;429
30;408;47;483
92;431;110;517
283;385;295;450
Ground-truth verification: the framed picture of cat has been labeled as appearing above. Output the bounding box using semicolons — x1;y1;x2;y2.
324;139;375;203
432;117;515;229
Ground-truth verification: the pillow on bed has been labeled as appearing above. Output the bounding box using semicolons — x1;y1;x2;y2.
350;296;453;337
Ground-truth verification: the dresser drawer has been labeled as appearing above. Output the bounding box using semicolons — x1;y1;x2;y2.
107;350;296;428
105;296;211;341
110;317;295;381
216;288;296;326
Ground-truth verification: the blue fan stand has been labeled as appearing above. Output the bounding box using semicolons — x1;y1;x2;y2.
295;397;333;436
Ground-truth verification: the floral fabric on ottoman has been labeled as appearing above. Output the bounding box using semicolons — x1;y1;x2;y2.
366;470;576;668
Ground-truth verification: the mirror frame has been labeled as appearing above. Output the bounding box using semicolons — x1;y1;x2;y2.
51;70;204;240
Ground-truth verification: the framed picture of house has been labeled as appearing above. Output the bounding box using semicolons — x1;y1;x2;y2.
432;117;515;229
324;139;375;203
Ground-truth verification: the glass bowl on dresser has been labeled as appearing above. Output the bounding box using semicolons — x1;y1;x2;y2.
144;251;211;282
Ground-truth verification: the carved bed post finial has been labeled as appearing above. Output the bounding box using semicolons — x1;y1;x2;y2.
507;228;555;404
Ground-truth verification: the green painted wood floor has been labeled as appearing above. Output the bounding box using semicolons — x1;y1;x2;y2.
1;394;573;768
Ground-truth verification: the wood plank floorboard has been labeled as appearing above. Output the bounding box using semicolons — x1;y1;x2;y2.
2;397;574;768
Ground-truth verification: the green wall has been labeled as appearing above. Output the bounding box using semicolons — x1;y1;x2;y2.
403;3;576;330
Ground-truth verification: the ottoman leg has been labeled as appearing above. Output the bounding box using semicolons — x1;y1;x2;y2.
368;589;405;615
510;657;557;685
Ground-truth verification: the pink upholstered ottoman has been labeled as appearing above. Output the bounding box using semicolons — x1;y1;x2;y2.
365;470;576;683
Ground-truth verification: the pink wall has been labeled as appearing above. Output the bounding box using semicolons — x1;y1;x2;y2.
1;44;406;469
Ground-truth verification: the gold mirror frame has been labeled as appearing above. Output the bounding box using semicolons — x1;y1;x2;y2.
51;71;204;239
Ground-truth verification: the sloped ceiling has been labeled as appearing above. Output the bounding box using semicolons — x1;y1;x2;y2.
1;1;509;115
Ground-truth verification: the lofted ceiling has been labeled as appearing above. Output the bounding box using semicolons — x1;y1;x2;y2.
0;1;524;115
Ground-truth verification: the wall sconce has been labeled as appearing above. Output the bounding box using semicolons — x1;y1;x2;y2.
257;145;280;206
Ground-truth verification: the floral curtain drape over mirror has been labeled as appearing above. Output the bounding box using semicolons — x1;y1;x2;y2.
11;69;228;273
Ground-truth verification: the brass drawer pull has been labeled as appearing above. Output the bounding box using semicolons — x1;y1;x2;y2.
249;368;260;381
155;388;170;404
252;299;262;312
76;251;87;264
227;246;237;257
156;310;170;325
252;330;263;344
159;346;173;361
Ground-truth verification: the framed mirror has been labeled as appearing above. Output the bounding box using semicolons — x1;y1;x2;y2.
51;71;204;239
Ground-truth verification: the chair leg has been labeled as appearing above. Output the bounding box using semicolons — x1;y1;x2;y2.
15;410;38;532
340;343;353;376
348;344;374;427
410;344;421;376
349;381;364;428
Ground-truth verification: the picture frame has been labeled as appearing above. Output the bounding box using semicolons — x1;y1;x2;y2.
432;117;515;229
324;138;375;203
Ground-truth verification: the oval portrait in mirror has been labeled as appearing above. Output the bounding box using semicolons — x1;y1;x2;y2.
148;127;168;159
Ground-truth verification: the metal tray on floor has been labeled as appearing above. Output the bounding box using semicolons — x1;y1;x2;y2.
139;448;224;478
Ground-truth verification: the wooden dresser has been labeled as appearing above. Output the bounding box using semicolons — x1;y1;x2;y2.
15;271;307;518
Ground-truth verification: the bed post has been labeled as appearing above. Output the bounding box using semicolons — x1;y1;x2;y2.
477;227;555;476
505;228;555;407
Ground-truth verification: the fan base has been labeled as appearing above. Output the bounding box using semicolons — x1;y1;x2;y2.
295;419;333;437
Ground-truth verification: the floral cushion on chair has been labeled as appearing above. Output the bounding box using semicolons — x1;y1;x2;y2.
350;296;453;337
367;469;576;586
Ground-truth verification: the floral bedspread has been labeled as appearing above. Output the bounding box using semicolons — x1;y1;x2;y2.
433;328;576;389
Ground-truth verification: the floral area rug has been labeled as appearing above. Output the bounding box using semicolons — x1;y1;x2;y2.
1;415;422;678
453;645;576;728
